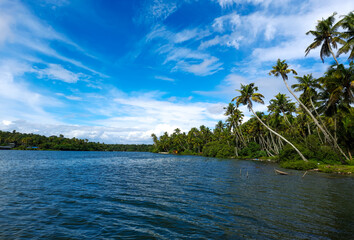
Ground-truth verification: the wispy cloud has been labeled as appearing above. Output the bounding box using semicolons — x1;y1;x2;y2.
0;60;62;124
36;64;85;83
134;0;178;25
155;75;175;82
146;26;223;76
56;93;82;101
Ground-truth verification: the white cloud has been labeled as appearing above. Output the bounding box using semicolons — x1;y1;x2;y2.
215;0;291;9
174;56;223;76
37;64;84;83
0;90;228;143
155;75;175;82
56;93;82;101
0;60;62;124
135;0;178;25
0;0;101;75
146;25;222;76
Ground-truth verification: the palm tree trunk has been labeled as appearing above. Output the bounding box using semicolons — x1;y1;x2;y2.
328;44;339;65
237;125;247;146
250;107;308;162
307;122;311;135
310;98;335;143
269;132;279;154
281;110;292;125
317;127;324;144
334;117;337;142
282;78;349;161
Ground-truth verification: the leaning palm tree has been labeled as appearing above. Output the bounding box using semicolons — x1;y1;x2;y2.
305;13;344;65
269;59;349;161
292;74;334;142
335;11;354;60
232;83;308;162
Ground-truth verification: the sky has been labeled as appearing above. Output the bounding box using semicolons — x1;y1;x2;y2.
0;0;353;144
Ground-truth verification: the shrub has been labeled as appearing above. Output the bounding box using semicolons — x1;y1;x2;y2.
216;145;234;158
280;160;317;170
180;149;195;155
239;142;261;157
203;142;234;158
279;135;342;164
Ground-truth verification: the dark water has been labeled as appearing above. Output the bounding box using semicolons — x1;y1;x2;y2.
0;151;353;239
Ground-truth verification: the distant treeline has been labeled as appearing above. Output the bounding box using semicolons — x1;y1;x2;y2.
0;130;152;152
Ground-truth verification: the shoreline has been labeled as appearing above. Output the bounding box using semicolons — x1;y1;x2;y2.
157;152;353;175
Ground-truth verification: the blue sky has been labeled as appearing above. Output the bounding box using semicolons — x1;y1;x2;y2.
0;0;353;143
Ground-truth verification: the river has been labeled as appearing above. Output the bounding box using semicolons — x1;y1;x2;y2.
0;151;353;239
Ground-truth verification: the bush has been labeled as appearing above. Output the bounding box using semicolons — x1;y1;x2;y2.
180;149;195;155
279;135;342;164
239;142;261;157
280;160;317;170
202;142;234;158
216;145;234;158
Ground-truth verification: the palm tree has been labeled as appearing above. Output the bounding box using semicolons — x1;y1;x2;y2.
232;83;308;162
292;74;333;143
270;59;349;161
224;103;246;145
292;74;321;106
305;13;344;65
321;63;354;108
268;93;296;125
336;12;354;60
318;63;354;137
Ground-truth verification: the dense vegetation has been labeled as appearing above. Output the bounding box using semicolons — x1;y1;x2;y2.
151;12;354;170
0;130;152;152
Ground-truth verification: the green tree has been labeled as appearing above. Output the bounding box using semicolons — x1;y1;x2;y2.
305;13;344;64
268;93;295;125
268;59;350;161
232;83;307;162
336;11;354;60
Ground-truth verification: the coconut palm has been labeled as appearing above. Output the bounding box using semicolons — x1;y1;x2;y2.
292;74;334;142
293;74;321;105
268;93;296;125
232;83;308;162
269;59;349;161
318;63;354;121
305;13;344;64
224;103;246;145
336;12;354;60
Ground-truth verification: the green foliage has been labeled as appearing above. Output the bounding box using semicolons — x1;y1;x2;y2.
216;145;234;158
0;130;152;152
239;142;266;158
202;141;233;158
280;161;317;170
318;164;354;174
279;135;342;164
180;149;196;155
202;141;222;157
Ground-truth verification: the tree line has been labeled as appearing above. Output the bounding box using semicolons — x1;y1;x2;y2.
151;12;354;169
0;130;152;152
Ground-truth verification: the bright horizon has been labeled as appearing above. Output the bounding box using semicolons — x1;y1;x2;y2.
0;0;353;144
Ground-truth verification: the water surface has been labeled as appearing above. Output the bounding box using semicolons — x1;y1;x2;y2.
0;151;353;239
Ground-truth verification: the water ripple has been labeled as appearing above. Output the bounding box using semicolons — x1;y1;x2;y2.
0;151;353;239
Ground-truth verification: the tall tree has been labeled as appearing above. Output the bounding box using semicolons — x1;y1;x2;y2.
305;13;344;65
232;83;308;162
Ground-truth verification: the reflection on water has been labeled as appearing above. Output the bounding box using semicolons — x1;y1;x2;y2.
0;151;353;239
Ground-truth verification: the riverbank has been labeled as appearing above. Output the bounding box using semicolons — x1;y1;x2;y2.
158;152;354;175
